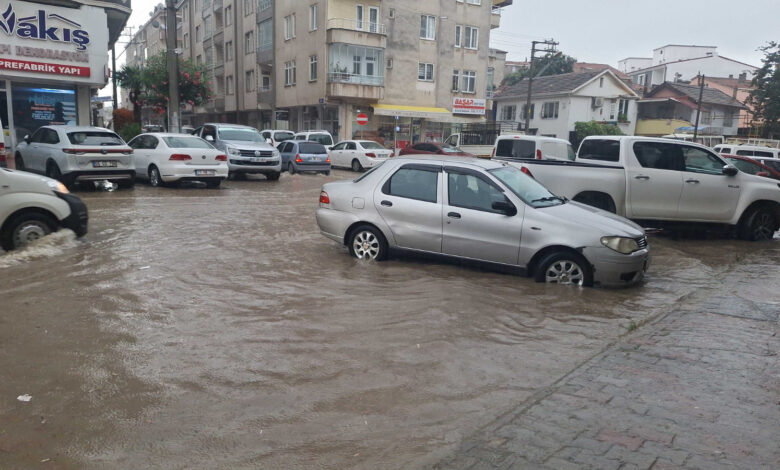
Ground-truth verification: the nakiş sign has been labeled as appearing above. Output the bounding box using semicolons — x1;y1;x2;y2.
0;1;108;85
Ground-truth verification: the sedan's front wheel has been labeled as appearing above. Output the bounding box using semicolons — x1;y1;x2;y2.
534;251;593;287
348;225;388;261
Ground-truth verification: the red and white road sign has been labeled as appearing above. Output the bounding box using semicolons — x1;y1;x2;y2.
356;113;368;126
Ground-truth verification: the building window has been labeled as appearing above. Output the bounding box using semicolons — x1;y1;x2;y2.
310;4;318;31
243;0;254;15
356;4;364;30
225;5;232;26
452;70;459;92
244;31;254;54
258;0;271;11
195;25;201;42
420;15;436;40
225;41;234;62
418;62;434;81
204;15;212;38
618;99;629;121
461;70;476;93
368;7;379;33
285;14;296;40
521;103;535;119
227;75;234;94
541;101;559;119
196;54;202;65
352;54;362;75
310;55;318;81
205;47;213;67
183;32;189;49
701;110;712;125
599;76;605;87
466;0;481;4
455;25;462;47
258;19;273;51
464;26;478;49
285;60;296;86
723;111;733;127
246;70;255;92
638;74;646;86
262;74;271;91
501;105;516;121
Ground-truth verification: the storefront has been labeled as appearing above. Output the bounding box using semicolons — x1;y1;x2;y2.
0;0;128;164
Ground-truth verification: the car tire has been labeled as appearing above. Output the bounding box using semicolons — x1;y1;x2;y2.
45;161;62;181
348;225;388;261
149;166;163;187
267;172;280;181
288;162;295;174
351;159;363;172
738;206;778;241
0;211;56;251
534;251;593;287
324;171;331;176
14;153;25;170
206;179;222;188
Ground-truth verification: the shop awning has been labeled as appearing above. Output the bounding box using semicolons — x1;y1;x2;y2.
372;104;485;123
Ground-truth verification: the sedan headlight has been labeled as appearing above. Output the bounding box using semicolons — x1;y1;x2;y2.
600;236;640;254
227;147;241;156
46;180;69;194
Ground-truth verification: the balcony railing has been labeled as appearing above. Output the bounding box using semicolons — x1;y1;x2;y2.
328;72;383;86
327;18;386;35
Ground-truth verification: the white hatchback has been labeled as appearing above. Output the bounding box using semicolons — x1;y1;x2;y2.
128;133;228;188
329;140;392;171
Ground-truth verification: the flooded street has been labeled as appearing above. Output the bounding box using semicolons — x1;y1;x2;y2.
1;170;778;469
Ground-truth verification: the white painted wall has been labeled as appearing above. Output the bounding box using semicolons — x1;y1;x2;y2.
618;58;652;73
653;45;716;65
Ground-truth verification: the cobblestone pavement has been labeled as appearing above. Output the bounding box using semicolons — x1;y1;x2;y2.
434;288;779;469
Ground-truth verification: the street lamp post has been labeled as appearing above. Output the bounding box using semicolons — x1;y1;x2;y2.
165;0;180;133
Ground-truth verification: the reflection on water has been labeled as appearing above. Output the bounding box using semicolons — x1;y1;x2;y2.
1;172;778;469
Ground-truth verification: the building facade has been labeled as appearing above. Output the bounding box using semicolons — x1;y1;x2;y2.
1;0;129;155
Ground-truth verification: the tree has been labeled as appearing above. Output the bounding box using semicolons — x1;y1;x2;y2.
115;65;144;124
141;52;212;119
112;108;135;131
502;53;577;86
747;41;780;138
572;121;623;149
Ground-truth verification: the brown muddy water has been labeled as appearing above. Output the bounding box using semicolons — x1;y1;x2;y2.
1;170;778;469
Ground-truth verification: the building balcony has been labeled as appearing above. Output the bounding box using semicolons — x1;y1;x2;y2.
327;72;384;100
490;10;501;29
327;18;386;49
213;63;224;76
493;0;514;7
213;29;223;45
213;0;223;11
257;45;273;65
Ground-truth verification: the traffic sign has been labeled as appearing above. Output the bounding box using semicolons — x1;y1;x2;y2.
356;113;368;126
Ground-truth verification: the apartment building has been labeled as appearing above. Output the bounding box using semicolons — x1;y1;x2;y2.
122;5;167;122
124;0;511;140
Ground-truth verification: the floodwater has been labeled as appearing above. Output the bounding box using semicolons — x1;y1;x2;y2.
1;170;778;469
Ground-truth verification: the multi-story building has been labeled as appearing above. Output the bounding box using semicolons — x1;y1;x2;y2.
122;5;167;124
123;0;512;142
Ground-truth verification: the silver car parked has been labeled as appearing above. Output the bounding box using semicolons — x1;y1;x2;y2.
315;156;650;287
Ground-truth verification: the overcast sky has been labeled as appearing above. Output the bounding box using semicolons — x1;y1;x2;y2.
103;0;774;95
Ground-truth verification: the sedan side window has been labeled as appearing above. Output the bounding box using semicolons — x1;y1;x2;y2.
346;142;357;150
447;172;506;213
146;136;160;149
43;129;60;144
383;168;438;203
682;147;724;175
30;128;45;143
332;142;346;150
633;142;685;171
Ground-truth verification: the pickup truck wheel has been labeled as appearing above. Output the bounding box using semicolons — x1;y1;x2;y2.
738;207;777;241
534;252;593;287
1;212;56;251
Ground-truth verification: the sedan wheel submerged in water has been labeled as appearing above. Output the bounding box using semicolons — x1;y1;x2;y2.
349;226;387;261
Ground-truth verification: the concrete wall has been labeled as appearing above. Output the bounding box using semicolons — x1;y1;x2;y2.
653;45;716;65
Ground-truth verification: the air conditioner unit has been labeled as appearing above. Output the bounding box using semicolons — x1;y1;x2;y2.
592;97;604;108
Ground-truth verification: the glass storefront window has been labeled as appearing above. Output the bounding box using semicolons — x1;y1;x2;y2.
11;84;76;142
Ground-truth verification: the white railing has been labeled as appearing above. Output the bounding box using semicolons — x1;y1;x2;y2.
328;72;384;86
327;18;386;35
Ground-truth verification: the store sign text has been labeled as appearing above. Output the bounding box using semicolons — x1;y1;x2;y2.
453;98;487;115
0;4;91;51
0;58;90;77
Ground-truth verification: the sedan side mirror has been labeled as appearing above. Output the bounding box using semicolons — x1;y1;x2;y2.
205;135;214;142
722;164;738;176
23;135;30;144
492;200;517;216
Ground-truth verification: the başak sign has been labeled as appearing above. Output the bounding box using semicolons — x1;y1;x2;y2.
0;1;108;85
452;97;486;115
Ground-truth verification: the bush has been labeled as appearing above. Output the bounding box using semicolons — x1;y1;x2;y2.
113;108;135;132
118;123;141;143
573;120;623;148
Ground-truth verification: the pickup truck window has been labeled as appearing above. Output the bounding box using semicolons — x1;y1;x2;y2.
632;142;685;171
682;147;726;175
495;139;534;159
489;166;563;208
578;139;620;162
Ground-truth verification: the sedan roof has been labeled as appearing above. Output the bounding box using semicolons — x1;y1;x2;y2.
393;154;506;170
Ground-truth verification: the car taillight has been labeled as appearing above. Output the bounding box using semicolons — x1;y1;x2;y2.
295;154;303;163
170;154;192;161
319;191;330;204
536;149;542;160
325;155;331;163
216;154;227;161
521;166;534;178
366;152;376;158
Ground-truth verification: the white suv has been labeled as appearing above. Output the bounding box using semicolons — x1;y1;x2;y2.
293;130;335;149
15;126;135;188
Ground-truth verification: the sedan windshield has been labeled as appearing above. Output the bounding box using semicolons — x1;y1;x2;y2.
489;166;565;208
163;136;214;149
67;131;124;146
218;127;265;142
308;133;333;146
359;141;385;150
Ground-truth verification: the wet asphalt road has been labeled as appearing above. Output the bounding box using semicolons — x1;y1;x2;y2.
1;170;778;469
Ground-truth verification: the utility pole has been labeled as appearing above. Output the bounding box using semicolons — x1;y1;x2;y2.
524;39;558;134
693;74;705;140
111;45;118;129
165;0;180;133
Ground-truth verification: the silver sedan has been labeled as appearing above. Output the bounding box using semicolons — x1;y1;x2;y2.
315;156;650;287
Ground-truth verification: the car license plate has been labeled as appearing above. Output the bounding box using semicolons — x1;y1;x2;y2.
250;157;266;163
92;160;117;168
195;170;216;176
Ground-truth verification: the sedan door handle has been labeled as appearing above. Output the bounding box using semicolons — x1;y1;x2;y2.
381;200;393;207
634;175;650;180
447;212;461;219
685;179;700;184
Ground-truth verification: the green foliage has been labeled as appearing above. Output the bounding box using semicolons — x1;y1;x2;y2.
502;54;577;86
118;122;141;143
748;41;780;138
573;121;624;148
115;65;145;123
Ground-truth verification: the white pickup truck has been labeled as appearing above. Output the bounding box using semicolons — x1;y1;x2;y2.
497;136;780;241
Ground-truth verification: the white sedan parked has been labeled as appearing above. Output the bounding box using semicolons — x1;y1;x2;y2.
329;140;393;171
128;133;228;187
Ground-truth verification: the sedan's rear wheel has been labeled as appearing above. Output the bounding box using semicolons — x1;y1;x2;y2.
351;159;363;172
149;166;162;187
348;225;388;261
288;162;296;174
534;252;593;287
45;161;62;181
